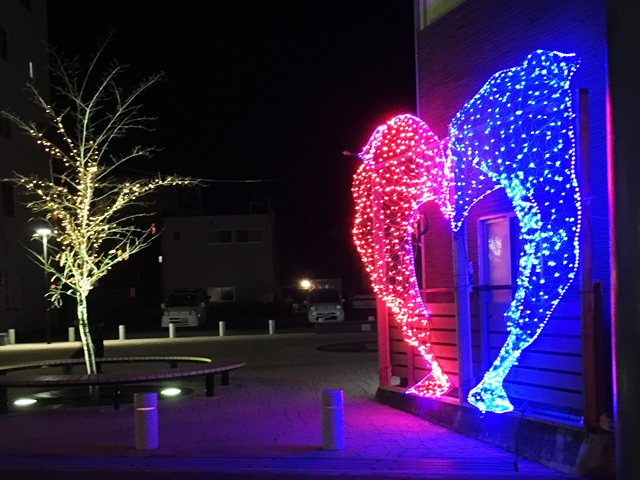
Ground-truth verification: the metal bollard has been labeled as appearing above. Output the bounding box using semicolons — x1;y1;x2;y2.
7;329;15;345
119;325;126;340
321;389;345;450
219;321;226;337
68;327;76;342
169;323;176;338
134;393;158;450
268;319;276;335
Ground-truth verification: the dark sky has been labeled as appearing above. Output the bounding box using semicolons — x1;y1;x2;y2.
46;1;416;287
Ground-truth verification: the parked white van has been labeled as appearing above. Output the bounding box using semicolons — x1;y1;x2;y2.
161;289;208;327
307;288;344;323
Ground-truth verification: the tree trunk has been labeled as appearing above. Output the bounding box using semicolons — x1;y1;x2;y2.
76;293;97;374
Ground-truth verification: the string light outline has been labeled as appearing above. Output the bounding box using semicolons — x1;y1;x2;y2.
448;50;581;413
353;114;453;398
352;50;582;412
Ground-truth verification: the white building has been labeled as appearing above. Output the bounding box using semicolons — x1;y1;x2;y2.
0;0;50;334
161;214;275;304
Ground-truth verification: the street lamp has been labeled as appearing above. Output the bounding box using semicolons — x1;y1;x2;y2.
36;228;52;344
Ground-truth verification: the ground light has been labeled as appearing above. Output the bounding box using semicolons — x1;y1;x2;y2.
14;398;37;406
161;388;181;396
300;279;311;289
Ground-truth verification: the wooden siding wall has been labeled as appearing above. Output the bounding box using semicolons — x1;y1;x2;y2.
389;302;460;399
387;300;584;414
483;301;584;415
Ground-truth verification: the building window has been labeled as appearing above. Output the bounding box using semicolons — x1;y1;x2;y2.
20;0;31;10
207;286;235;302
206;230;232;244
0;26;7;61
0;117;10;139
478;214;520;303
417;0;468;29
173;231;181;240
3;275;21;309
236;229;262;243
2;182;14;217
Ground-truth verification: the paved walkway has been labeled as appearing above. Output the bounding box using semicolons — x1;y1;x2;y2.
0;331;583;479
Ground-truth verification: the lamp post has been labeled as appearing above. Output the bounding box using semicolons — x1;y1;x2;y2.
36;228;51;344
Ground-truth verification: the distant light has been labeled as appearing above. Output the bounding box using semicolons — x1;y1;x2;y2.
300;280;311;289
36;228;51;236
14;398;37;406
158;255;163;263
161;388;181;396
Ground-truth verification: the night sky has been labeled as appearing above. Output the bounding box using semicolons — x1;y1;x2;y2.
46;1;416;288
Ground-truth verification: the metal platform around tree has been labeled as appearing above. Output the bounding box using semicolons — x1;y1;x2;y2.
0;356;246;414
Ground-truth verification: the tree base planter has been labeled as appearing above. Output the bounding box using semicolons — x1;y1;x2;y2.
0;356;245;414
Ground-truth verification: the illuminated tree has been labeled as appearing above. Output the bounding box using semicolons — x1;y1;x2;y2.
1;45;194;374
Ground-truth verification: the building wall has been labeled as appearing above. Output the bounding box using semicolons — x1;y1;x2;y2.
161;214;275;304
412;0;612;416
0;0;50;334
415;0;609;307
420;201;454;303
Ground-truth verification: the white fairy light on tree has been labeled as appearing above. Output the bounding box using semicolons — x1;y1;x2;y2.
1;42;196;374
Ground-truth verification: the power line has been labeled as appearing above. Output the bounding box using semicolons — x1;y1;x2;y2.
116;165;356;183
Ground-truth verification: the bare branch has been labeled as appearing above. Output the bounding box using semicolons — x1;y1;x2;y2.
1;41;199;375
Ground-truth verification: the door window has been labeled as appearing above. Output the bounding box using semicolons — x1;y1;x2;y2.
480;215;521;303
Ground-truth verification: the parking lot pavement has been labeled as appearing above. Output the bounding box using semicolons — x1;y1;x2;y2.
0;332;578;478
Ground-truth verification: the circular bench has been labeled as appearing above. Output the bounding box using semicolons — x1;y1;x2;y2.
0;356;246;414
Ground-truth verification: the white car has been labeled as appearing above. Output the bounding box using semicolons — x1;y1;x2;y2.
307;288;344;323
162;289;208;327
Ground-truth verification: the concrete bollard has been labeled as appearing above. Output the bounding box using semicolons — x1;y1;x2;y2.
89;385;100;402
219;321;226;337
119;325;126;341
68;327;76;342
134;393;158;450
321;389;345;450
169;323;176;338
7;329;15;345
268;319;276;335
